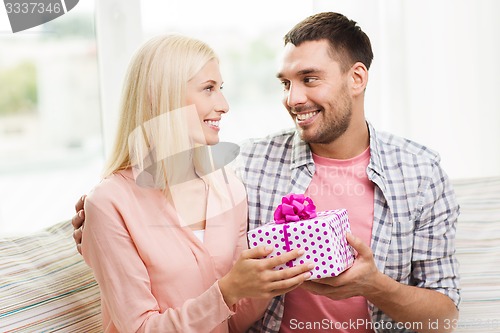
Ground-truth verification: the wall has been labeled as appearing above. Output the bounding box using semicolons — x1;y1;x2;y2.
314;0;500;179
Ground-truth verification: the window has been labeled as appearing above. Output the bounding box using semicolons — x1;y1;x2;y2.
0;1;102;234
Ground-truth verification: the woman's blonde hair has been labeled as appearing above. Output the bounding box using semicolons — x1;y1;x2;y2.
103;34;222;193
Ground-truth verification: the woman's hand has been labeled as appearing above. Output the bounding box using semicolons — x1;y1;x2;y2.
218;246;313;307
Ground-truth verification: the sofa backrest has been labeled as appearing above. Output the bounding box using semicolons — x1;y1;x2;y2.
0;221;101;332
0;176;499;332
452;176;500;332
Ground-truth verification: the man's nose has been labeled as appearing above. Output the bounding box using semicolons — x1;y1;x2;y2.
285;83;307;108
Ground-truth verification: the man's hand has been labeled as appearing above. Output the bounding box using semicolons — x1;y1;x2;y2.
301;232;459;333
71;195;86;255
301;232;379;299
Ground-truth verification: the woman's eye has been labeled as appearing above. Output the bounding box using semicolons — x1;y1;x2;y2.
204;85;214;92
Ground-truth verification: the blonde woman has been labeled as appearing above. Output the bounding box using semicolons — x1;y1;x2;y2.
81;35;312;333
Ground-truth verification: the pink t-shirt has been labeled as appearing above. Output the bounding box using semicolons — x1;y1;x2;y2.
280;147;375;333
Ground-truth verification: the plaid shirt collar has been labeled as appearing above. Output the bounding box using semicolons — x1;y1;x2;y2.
290;130;313;171
289;121;385;177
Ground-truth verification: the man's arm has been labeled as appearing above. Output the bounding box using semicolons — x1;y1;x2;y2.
301;233;458;333
71;195;86;255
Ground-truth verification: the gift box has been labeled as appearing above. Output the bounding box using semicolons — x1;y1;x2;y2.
247;194;355;280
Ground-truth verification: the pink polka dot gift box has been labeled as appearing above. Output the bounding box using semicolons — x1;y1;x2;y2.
247;194;355;280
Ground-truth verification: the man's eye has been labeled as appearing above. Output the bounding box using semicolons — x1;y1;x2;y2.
304;77;317;84
280;81;290;90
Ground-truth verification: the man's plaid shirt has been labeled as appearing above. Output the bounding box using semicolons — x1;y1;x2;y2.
233;122;460;333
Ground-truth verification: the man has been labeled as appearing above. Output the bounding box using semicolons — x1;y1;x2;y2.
73;12;460;332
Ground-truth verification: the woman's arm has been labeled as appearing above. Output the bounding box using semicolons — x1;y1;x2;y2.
82;195;236;333
83;189;312;333
227;210;271;332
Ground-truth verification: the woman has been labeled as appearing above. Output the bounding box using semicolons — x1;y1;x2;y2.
81;34;312;333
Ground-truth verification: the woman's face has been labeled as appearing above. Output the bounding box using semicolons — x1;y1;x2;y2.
186;59;229;145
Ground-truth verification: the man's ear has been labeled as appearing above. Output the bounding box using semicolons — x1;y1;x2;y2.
349;62;368;95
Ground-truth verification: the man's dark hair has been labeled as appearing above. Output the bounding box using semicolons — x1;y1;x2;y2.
284;12;374;72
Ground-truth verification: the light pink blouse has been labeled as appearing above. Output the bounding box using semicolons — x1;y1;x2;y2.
82;168;267;333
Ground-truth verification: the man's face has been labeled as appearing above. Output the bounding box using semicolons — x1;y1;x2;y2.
277;40;352;145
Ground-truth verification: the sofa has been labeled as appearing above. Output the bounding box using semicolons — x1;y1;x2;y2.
0;176;499;332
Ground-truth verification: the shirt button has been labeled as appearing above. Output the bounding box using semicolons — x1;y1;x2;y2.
271;320;277;327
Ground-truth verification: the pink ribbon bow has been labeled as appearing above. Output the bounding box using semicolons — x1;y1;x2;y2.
274;193;317;224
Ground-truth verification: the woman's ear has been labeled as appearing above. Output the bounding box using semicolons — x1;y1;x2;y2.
349;62;368;95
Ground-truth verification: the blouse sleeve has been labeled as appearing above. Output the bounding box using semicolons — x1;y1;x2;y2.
82;191;234;333
226;195;271;332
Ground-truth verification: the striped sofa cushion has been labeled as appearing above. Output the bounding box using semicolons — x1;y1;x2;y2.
453;176;500;332
0;220;101;333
